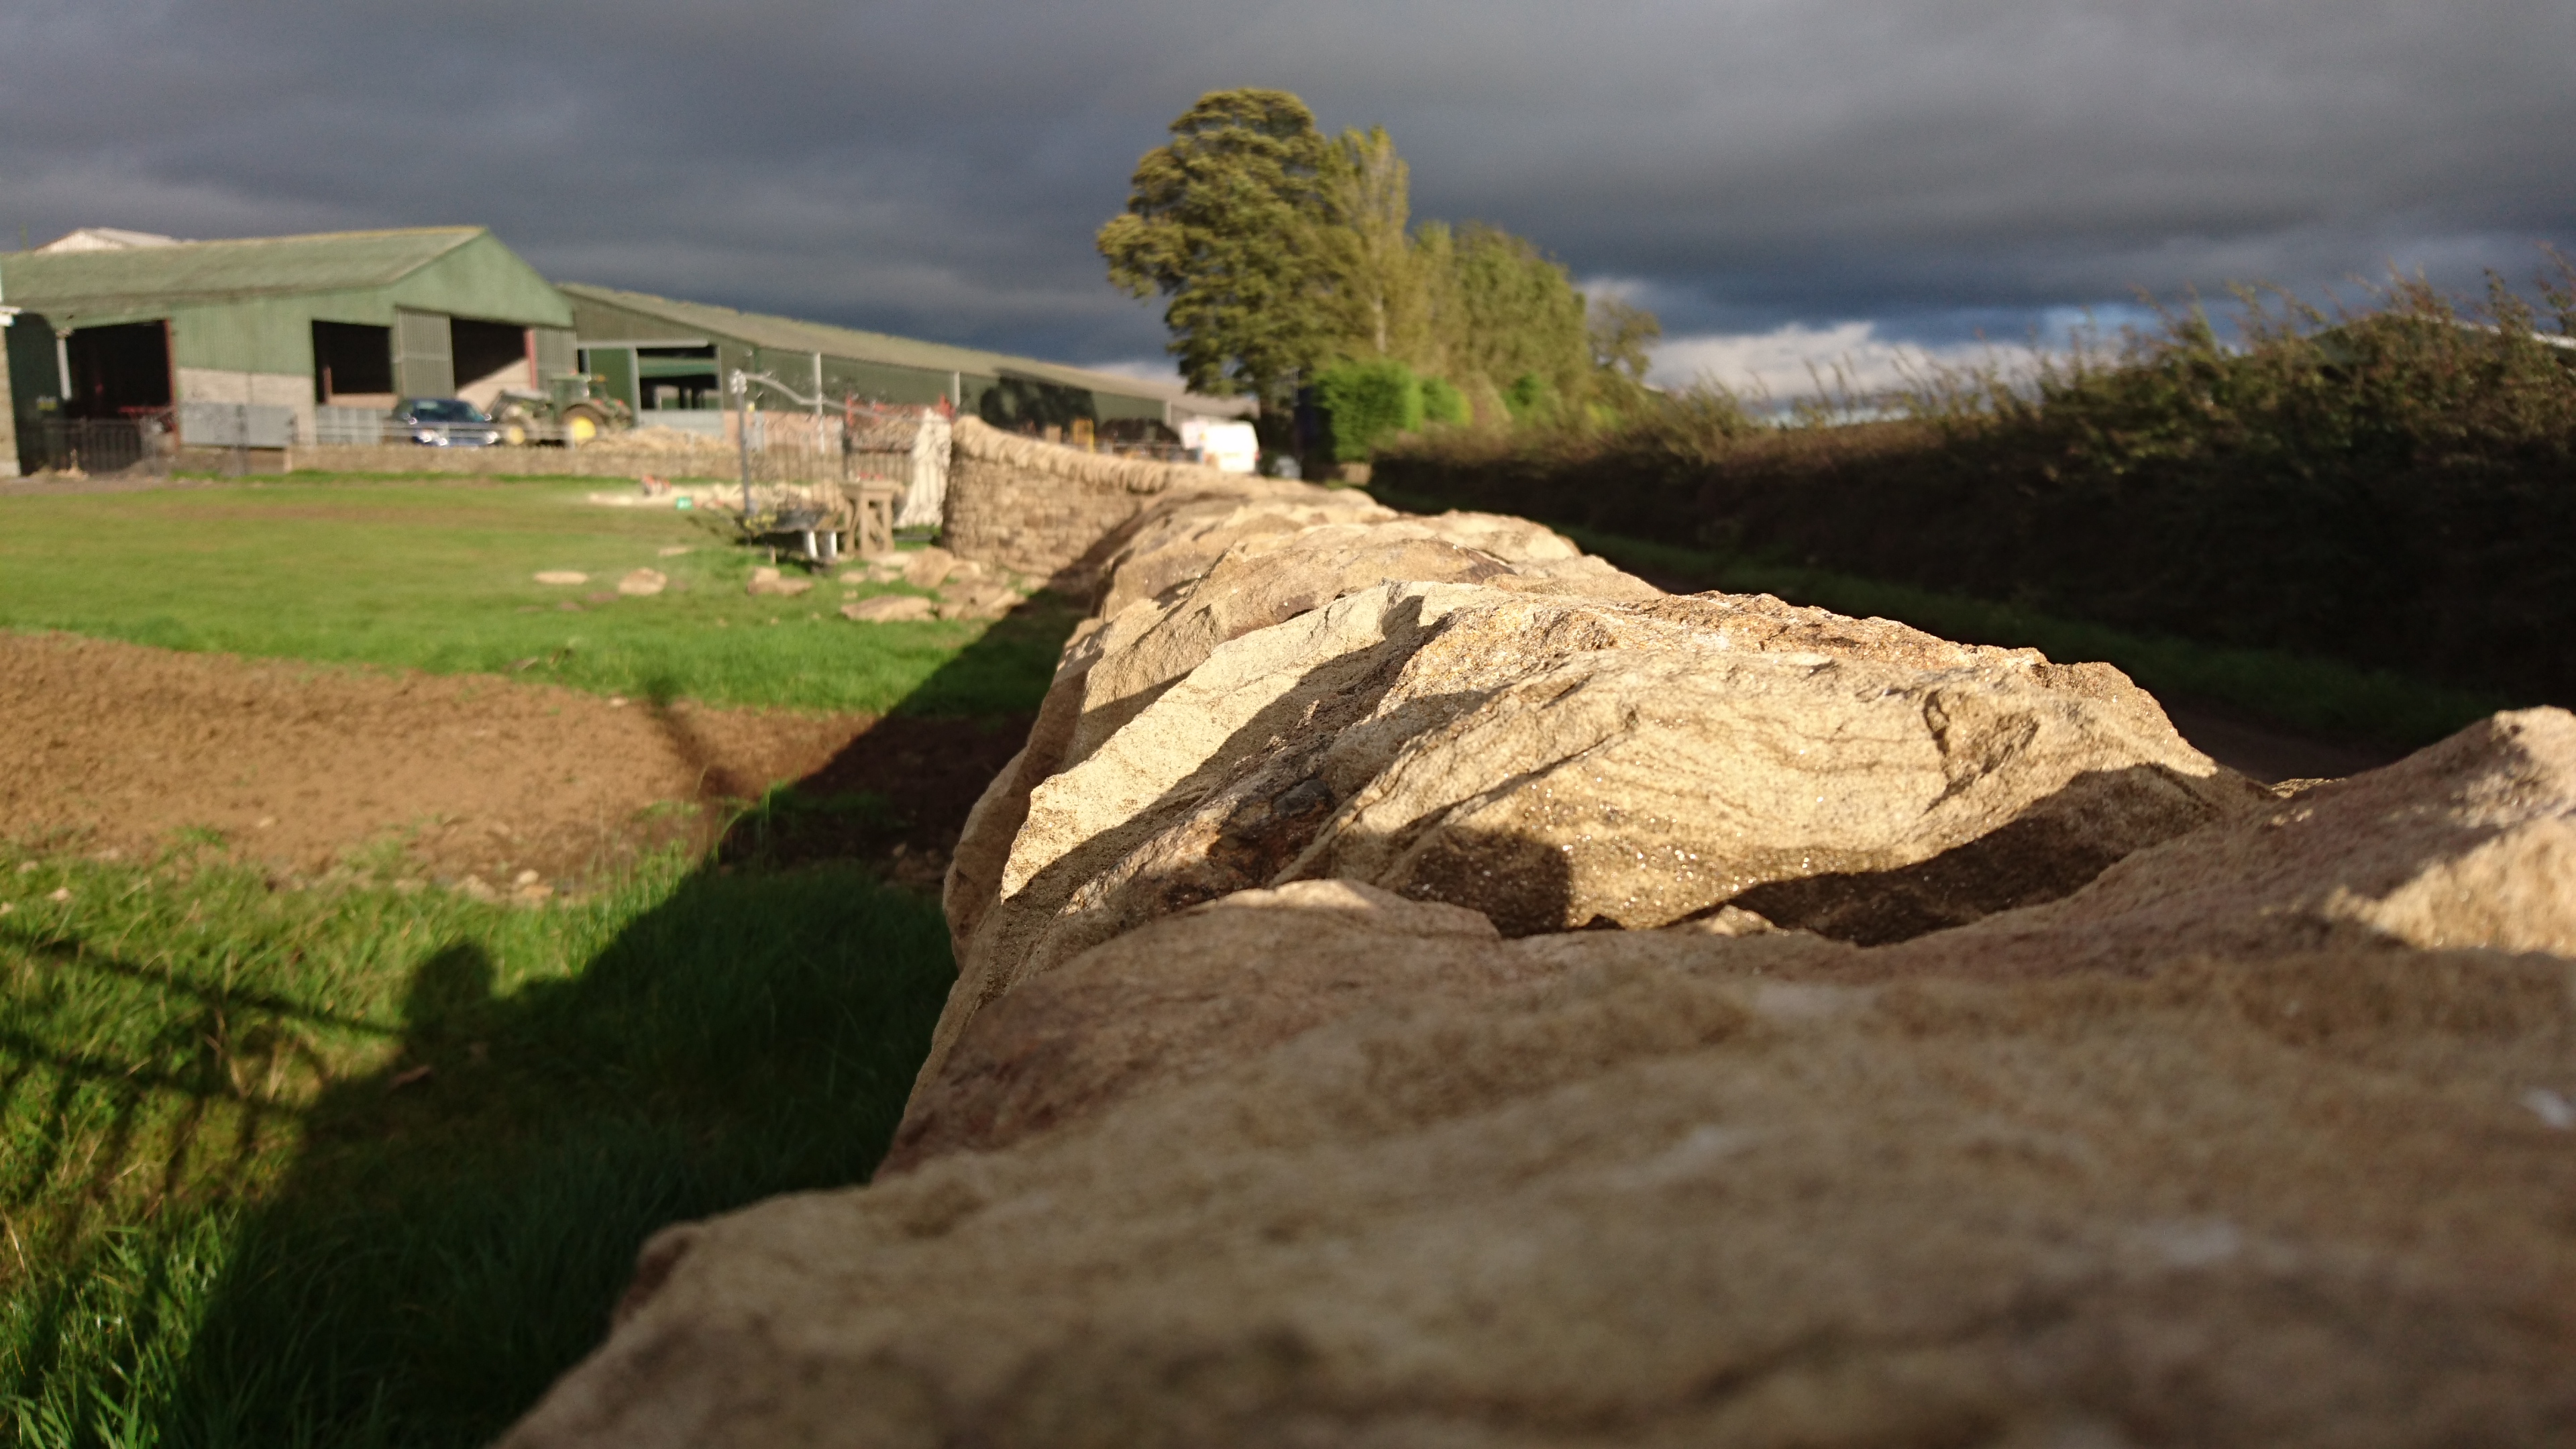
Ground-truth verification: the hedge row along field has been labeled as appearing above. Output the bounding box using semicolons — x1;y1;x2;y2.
1373;270;2576;718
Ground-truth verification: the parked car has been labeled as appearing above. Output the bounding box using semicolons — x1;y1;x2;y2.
391;397;500;447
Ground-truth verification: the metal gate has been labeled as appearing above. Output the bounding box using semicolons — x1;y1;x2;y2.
25;416;174;476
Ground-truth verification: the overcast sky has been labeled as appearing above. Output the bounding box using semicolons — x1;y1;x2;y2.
5;0;2569;394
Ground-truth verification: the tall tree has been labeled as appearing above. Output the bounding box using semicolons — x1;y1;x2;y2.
1318;126;1428;364
1440;223;1591;413
1589;297;1663;384
1097;89;1338;411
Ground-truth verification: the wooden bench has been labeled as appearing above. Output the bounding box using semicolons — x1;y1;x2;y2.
837;480;904;558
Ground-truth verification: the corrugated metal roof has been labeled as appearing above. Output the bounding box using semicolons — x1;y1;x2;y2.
559;282;1234;409
0;227;483;313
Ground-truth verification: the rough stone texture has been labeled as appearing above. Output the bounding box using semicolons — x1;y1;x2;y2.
1836;705;2576;981
511;888;2576;1449
900;545;957;589
745;566;814;598
926;570;2258;1091
840;594;934;623
503;486;2576;1449
937;580;1026;621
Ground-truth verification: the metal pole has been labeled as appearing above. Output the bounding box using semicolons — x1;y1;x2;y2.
732;368;754;517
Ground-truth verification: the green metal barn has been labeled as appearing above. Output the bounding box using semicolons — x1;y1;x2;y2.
0;227;574;473
559;284;1245;435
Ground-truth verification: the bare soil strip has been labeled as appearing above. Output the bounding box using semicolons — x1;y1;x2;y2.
0;631;1016;888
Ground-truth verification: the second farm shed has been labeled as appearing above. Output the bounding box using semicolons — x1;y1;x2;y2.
559;284;1249;436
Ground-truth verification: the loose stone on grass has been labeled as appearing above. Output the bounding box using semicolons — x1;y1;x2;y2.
841;595;934;624
747;566;814;598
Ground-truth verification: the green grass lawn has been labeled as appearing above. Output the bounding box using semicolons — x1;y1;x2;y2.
1;846;954;1448
0;476;1065;1444
0;475;1075;718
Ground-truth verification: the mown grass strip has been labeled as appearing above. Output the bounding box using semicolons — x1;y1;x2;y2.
0;477;1075;718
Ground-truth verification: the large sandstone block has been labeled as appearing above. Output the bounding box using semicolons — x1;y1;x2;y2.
927;575;2258;1091
897;705;2576;1165
509;875;2576;1449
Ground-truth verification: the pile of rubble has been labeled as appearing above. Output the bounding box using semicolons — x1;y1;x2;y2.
828;545;1028;623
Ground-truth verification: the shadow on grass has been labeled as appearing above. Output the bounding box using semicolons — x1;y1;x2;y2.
42;595;1082;1447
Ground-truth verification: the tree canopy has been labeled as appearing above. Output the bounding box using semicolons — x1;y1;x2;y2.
1097;89;1338;411
1101;86;1662;442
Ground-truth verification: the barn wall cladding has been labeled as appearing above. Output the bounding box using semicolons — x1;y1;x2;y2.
555;283;1243;434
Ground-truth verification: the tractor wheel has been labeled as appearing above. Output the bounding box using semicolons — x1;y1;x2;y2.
562;405;604;443
502;423;529;447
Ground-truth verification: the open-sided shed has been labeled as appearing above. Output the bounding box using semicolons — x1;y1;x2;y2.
560;283;1250;436
0;227;574;471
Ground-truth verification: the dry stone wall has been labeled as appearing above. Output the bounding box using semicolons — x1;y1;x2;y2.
939;417;1324;592
504;488;2576;1449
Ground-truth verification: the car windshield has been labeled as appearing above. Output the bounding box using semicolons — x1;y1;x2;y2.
406;399;488;423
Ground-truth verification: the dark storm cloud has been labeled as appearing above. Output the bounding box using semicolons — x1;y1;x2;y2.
3;0;2569;364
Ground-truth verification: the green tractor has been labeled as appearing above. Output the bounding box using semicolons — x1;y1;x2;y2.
494;372;633;445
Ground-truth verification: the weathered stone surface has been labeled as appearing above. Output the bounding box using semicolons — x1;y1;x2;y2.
1837;704;2576;981
745;566;814;598
1093;491;1399;616
614;568;666;597
509;885;2576;1449
901;545;957;590
886;879;1516;1169
840;594;934;623
503;478;2576;1449
927;577;2257;1089
936;579;1025;621
938;502;1660;998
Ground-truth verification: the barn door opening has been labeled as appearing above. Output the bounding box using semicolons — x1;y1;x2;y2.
313;321;394;407
64;321;172;419
449;317;531;412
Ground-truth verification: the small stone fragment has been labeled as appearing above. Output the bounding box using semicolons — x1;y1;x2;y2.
842;594;936;623
747;567;814;598
902;547;957;589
